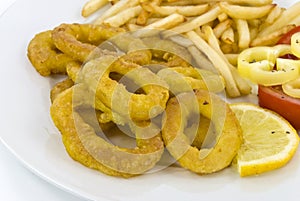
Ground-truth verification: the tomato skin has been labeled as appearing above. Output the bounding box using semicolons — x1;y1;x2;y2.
277;26;300;45
258;26;300;130
258;85;300;130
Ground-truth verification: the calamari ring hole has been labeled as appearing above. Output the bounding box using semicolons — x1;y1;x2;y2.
185;114;218;150
109;72;145;94
109;64;168;119
174;92;222;159
109;71;165;119
74;104;164;149
74;105;136;149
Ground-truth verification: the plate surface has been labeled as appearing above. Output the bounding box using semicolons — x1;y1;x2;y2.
0;0;299;201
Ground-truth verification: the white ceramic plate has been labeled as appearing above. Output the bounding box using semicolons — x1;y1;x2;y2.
0;0;299;201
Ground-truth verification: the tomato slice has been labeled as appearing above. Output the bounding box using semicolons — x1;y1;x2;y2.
258;26;300;130
277;26;300;45
258;85;300;130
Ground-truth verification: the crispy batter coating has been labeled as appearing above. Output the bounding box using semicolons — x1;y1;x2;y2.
50;78;74;103
28;22;242;176
66;61;82;82
51;23;125;62
187;115;218;149
109;33;152;65
142;36;192;67
27;30;74;76
162;89;242;174
157;67;225;94
50;86;164;177
79;56;169;121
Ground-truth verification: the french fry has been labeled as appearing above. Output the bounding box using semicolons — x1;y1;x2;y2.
145;17;163;25
220;42;239;54
213;19;232;38
188;46;216;72
225;54;239;66
251;24;296;46
104;6;142;27
247;19;262;28
224;0;273;6
136;9;151;26
257;2;300;37
202;21;215;29
161;0;211;6
203;25;224;57
93;0;139;24
259;5;284;31
134;13;185;38
194;27;205;39
163;6;222;38
234;19;250;50
229;66;252;95
217;12;228;22
265;5;284;24
126;23;143;31
202;25;251;95
109;0;119;5
137;0;163;25
162;0;273;6
219;2;275;20
169;35;194;47
221;27;234;44
249;26;259;41
127;17;162;26
142;3;209;17
82;0;109;17
80;0;296;98
289;15;300;26
186;31;240;97
142;13;185;30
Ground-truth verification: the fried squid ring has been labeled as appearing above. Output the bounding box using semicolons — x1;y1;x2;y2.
51;23;124;62
50;85;164;177
187;115;218;149
79;56;169;121
142;36;192;67
50;78;74;103
157;67;225;94
27;30;74;76
66;61;82;82
162;89;242;174
109;33;152;65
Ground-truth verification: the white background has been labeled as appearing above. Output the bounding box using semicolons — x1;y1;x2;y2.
0;0;86;200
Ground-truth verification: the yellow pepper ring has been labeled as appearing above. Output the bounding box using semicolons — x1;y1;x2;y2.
250;58;300;86
291;32;300;58
238;45;300;86
282;77;300;98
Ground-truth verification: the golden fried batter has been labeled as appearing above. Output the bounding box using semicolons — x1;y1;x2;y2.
162;89;242;174
157;67;225;94
186;115;218;149
80;56;169;121
27;30;74;76
51;85;164;177
51;23;124;62
50;78;74;103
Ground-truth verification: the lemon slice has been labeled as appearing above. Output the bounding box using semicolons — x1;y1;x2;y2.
230;103;299;177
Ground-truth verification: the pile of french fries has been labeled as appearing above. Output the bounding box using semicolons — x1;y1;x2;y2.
81;0;300;97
